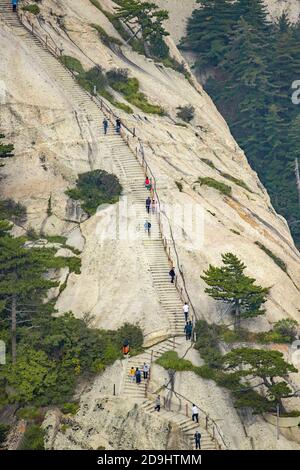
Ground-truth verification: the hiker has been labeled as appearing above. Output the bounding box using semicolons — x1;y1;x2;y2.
151;199;156;214
192;404;199;423
194;430;201;450
154;395;161;412
169;267;175;284
146;196;151;214
184;322;190;341
116;117;121;134
183;302;189;322
144;220;151;236
143;362;149;380
12;0;18;12
103;118;108;135
129;366;135;383
122;340;130;357
145;176;151;190
187;321;193;340
135;367;141;384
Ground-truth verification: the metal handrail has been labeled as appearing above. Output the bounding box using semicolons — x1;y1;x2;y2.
17;8;198;321
165;386;228;450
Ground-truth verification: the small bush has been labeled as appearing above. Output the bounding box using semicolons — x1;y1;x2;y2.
22;4;40;15
44;235;67;245
156;351;195;371
198;177;232;196
255;242;287;273
274;319;298;342
91;24;122;46
149;36;169;59
115;322;144;354
177;105;195;123
17;407;42;422
60;55;84;75
0;134;14;158
66;170;122;216
61;402;79;415
108;74;164;115
220;172;252;192
19;425;44;450
0;424;9;445
0;199;27;224
107;68;129;84
175;181;183;192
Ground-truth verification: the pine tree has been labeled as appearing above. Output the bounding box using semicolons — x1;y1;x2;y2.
232;0;271;32
180;0;235;68
116;0;169;43
201;253;269;329
0;233;76;363
223;348;297;413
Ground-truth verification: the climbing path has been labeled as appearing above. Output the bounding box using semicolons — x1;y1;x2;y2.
0;6;223;449
141;400;218;450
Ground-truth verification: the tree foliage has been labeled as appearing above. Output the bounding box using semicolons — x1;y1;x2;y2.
66;170;123;215
223;347;297;412
201;253;269;328
182;1;300;246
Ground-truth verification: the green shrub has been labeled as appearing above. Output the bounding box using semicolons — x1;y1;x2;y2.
177;105;195;123
156;351;195;371
22;4;40;15
0;199;27;224
0;424;9;445
0;134;14;158
60;55;84;74
220;172;252;192
61;402;79;415
91;24;122;46
19;425;44;450
44;235;67;245
17;407;42;422
274;319;298;342
175;181;183;192
66;169;122;215
108;74;164;115
149;36;169;59
115;322;144;354
230;229;241;235
197;177;232;196
255;241;287;273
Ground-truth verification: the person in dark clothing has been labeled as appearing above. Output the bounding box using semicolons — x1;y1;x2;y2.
135;368;141;384
154;395;161;412
184;322;189;341
103;118;108;135
194;430;201;450
12;0;18;11
169;267;175;284
144;220;151;236
146;197;151;214
116;117;121;134
187;321;193;340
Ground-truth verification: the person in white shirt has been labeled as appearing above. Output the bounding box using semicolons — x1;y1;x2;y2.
183;302;189;322
192;404;199;423
143;362;149;380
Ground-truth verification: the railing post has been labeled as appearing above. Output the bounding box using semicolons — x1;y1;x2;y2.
133;127;136;137
205;416;208;430
45;35;48;46
213;425;215;440
173;337;175;350
185;403;188;417
113;384;116;396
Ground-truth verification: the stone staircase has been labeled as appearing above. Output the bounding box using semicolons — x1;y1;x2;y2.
122;338;180;400
0;6;223;450
0;2;187;337
140;400;218;450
